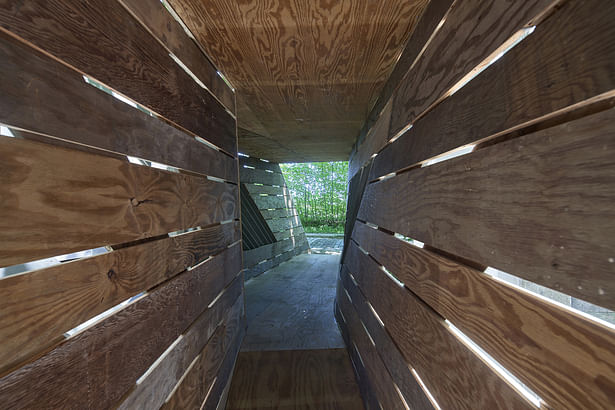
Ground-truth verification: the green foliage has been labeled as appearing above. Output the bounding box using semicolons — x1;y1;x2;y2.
280;162;348;234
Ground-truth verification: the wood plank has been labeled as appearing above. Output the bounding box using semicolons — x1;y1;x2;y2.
349;101;392;179
244;184;290;196
240;157;282;173
161;291;244;410
336;284;407;410
338;268;434;410
227;349;365;410
352;221;615;409
344;241;533;410
243;237;295;268
0;0;236;155
0;136;238;267
252;195;294;211
118;0;235;114
244;242;308;281
259;208;298;219
265;215;302;233
117;278;244;410
0;244;243;409
0;28;236;181
274;226;305;242
0;221;239;377
349;0;456;173
335;304;383;410
372;0;615;178
240;167;286;186
360;107;615;309
202;321;246;410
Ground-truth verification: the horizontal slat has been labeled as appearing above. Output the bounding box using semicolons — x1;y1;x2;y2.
353;221;615;409
161;291;244;410
0;244;243;409
344;242;533;410
338;267;434;409
252;195;293;210
118;0;235;114
259;208;298;219
360;107;615;309
0;27;236;182
244;184;290;196
0;221;239;377
0;136;238;267
372;0;615;179
240;157;282;173
243;242;308;281
265;216;302;233
388;0;553;140
336;283;409;410
274;226;305;242
243;237;296;268
240;167;286;186
349;101;392;179
117;276;243;410
0;0;236;154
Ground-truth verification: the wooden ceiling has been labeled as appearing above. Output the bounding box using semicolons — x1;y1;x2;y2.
169;0;429;162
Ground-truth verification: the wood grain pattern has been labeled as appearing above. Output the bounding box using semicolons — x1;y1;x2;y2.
336;284;407;410
0;244;242;409
169;0;429;162
0;221;239;377
118;0;235;114
344;241;533;410
350;0;455;171
0;0;236;155
372;0;615;179
0;136;237;267
0;28;236;181
162;291;244;410
227;349;365;410
360;108;615;309
117;277;244;410
353;221;615;409
338;268;434;410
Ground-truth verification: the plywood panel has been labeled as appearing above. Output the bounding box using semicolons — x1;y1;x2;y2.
118;0;235;114
0;245;242;409
0;136;238;267
0;222;239;377
373;0;615;179
169;0;430;162
360;108;615;309
117;278;243;410
0;0;236;154
0;29;236;181
227;349;364;410
353;221;615;409
344;242;533;410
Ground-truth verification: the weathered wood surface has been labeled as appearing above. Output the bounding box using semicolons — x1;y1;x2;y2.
0;0;236;155
170;0;429;162
243;237;296;268
0;244;242;409
373;0;615;178
353;221;615;409
227;349;365;410
0;137;238;267
350;0;455;174
265;216;301;233
252;195;293;211
0;29;236;181
243;243;309;281
274;226;305;242
244;184;290;197
336;284;407;410
0;222;239;377
349;101;392;180
240;183;277;250
259;208;297;219
338;268;434;410
117;278;243;410
240;157;282;173
161;292;244;410
344;242;533;410
118;0;235;114
240;167;286;186
335;304;385;410
360;108;615;310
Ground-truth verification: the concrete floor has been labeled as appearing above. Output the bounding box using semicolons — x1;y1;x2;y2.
241;253;345;351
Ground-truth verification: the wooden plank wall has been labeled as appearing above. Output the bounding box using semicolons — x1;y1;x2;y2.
240;156;309;280
0;1;245;409
340;0;615;409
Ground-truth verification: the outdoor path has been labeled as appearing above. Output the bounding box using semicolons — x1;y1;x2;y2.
307;236;344;255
